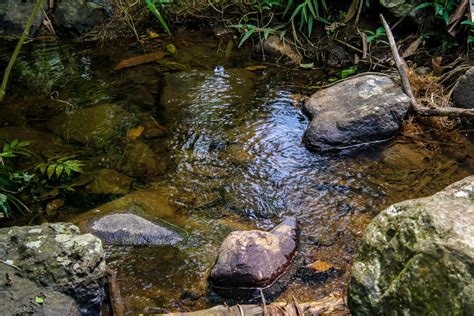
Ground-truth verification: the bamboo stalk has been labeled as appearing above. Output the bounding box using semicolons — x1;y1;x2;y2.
0;0;46;103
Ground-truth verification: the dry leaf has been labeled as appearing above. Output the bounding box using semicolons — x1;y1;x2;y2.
402;36;423;58
447;0;469;37
344;0;360;23
432;57;444;77
127;126;145;140
115;52;166;70
307;260;335;272
245;65;268;71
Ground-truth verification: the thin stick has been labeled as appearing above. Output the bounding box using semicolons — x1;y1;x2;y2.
380;14;474;118
105;266;126;316
0;0;46;102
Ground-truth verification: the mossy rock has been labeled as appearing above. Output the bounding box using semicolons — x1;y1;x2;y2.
348;176;474;315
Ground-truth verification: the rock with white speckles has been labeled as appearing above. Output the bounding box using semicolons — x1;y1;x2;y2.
209;217;298;290
302;75;410;152
0;223;106;314
349;176;474;315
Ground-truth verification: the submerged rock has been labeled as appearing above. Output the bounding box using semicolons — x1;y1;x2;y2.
303;75;410;152
209;217;298;289
349;176;474;315
0;0;47;36
119;141;165;178
0;223;106;314
47;103;133;148
452;67;474;109
86;168;132;195
381;143;425;170
53;0;113;36
88;213;182;246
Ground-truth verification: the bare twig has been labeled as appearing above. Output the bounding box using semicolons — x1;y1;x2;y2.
380;14;474;118
105;266;126;316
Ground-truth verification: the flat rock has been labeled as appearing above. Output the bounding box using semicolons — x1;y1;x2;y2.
0;223;106;314
209;217;298;289
348;176;474;315
303;75;410;152
452;67;474;109
89;213;182;246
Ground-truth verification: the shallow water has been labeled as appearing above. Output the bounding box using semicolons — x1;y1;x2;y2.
1;31;474;313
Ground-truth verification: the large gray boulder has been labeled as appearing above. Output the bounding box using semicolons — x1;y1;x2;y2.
303;75;410;152
209;217;298;289
53;0;113;36
0;223;106;314
0;0;47;36
349;176;474;315
452;67;474;109
88;213;182;246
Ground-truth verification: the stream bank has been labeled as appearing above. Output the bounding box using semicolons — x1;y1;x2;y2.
0;1;474;313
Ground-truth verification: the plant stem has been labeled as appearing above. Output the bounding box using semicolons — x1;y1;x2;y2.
0;0;45;103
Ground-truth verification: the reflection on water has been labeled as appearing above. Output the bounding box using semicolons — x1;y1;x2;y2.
2;38;473;314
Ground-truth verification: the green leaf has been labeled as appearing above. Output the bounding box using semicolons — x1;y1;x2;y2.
47;164;56;179
340;66;358;78
299;62;314;69
238;29;255;47
166;43;176;55
35;296;45;304
55;164;64;178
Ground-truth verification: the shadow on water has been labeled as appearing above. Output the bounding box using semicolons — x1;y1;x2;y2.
1;32;474;313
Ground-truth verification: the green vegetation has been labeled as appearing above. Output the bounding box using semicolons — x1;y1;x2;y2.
145;0;172;36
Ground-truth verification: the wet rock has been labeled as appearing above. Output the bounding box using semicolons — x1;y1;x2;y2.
142;121;167;139
303;75;410;152
86;169;131;195
1;265;79;316
261;35;302;64
0;0;47;36
47;104;133;148
88;213;182;246
452;67;474;109
0;223;106;314
209;217;298;289
379;0;422;18
349;176;474;315
53;0;113;36
119;141;165;178
0;126;71;157
125;85;156;110
381;143;425;170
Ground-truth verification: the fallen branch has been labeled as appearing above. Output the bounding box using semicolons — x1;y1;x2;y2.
105;265;126;316
380;14;474;118
158;294;347;316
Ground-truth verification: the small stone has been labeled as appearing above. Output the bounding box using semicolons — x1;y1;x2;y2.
209;217;298;289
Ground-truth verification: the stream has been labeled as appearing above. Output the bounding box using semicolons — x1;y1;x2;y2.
1;30;474;314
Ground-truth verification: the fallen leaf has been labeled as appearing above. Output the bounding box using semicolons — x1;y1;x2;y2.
245;65;268;71
432;56;444;77
299;63;314;69
307;260;335;272
115;51;166;70
402;36;423;58
127;126;145;140
166;43;177;55
344;0;360;23
35;296;45;304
